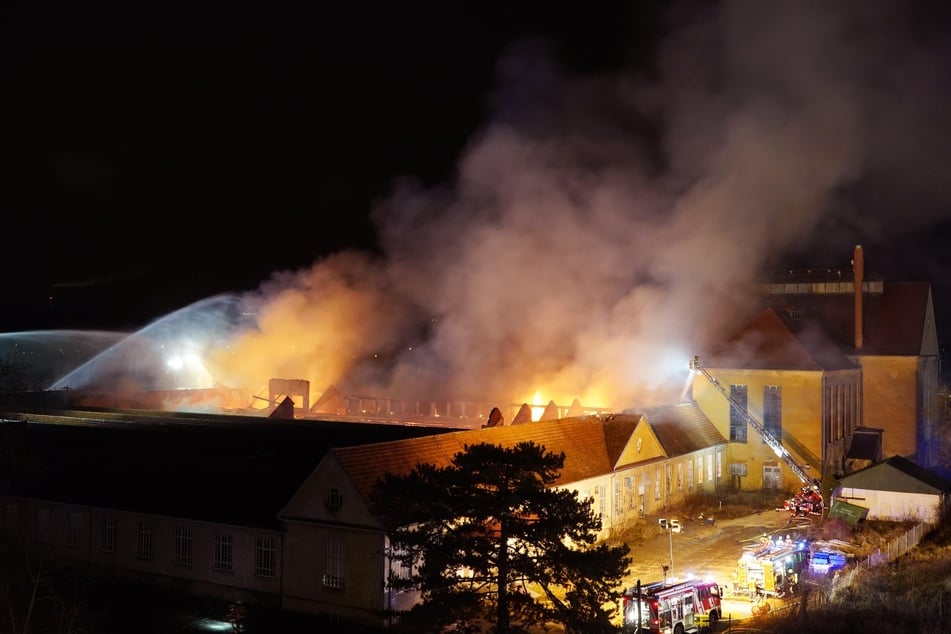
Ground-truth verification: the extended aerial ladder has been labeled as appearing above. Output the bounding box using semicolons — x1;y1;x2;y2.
689;355;821;489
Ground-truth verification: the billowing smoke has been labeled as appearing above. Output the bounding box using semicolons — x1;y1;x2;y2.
54;1;951;414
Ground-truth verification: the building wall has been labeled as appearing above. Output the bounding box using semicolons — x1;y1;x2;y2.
0;496;283;607
856;356;919;459
281;521;387;627
918;355;941;468
0;421;732;629
833;487;942;523
693;369;827;491
575;447;726;540
279;453;389;626
822;369;864;477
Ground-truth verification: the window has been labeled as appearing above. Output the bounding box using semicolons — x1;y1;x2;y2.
390;543;413;582
625;476;635;510
697;457;703;485
764;385;782;441
676;463;684;491
37;508;51;544
101;518;116;553
707;454;714;481
66;511;82;548
687;460;694;490
665;465;672;495
730;463;748;476
255;536;276;578
136;521;153;560
175;526;193;566
399;554;412;581
654;468;661;500
214;532;233;572
613;479;623;515
325;488;343;513
322;538;344;589
597;485;605;517
763;463;782;489
729;384;748;442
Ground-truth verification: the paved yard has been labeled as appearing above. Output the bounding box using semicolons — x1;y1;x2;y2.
622;509;810;622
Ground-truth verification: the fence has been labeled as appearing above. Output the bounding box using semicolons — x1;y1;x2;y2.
856;521;929;568
734;521;934;626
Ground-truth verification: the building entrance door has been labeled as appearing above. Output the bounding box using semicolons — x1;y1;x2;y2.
763;463;781;489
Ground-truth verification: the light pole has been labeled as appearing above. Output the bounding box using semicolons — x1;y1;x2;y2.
658;518;674;581
667;522;674;579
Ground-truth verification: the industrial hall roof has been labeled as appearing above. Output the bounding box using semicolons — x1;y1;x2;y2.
0;406;459;528
331;414;645;501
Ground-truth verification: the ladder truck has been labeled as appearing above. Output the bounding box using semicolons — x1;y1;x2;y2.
688;355;824;513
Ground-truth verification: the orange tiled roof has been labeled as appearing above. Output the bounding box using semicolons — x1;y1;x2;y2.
334;415;642;500
640;401;727;458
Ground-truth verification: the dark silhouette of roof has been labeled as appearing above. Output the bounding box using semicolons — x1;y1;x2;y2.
0;407;458;528
767;281;932;356
704;306;859;371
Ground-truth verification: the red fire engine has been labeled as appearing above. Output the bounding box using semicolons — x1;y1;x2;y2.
782;484;824;517
621;577;722;633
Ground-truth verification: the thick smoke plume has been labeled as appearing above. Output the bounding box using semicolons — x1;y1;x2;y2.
208;1;951;412
59;1;951;414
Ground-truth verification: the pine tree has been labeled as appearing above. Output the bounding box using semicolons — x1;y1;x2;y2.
370;441;631;633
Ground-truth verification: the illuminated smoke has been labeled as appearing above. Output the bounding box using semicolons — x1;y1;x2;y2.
51;1;951;414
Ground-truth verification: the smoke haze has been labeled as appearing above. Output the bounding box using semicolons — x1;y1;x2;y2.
53;1;951;414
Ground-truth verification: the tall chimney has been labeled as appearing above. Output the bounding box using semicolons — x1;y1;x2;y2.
853;244;864;350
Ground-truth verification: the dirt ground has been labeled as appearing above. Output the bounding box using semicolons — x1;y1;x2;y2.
620;509;809;622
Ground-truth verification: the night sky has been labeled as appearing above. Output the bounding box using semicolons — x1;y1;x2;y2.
0;3;662;331
4;2;951;405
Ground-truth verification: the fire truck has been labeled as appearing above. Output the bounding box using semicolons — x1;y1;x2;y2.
733;537;810;602
621;577;722;633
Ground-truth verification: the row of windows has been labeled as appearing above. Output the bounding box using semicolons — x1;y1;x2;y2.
16;508;276;578
5;504;350;592
102;519;275;576
598;453;721;517
729;380;861;448
729;385;783;443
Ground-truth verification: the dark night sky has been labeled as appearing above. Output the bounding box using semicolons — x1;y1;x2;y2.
0;2;663;331
3;0;951;351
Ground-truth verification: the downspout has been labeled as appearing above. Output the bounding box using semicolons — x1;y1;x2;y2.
853;245;864;350
279;530;285;611
87;508;93;573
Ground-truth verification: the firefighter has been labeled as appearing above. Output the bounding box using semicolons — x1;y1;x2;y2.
749;579;762;601
227;602;247;633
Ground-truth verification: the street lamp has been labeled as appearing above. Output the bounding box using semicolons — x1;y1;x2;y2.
659;518;674;581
